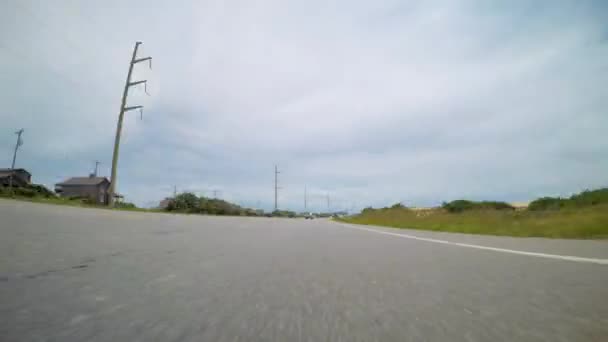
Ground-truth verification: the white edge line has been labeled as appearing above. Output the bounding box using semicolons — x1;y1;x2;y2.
335;222;608;265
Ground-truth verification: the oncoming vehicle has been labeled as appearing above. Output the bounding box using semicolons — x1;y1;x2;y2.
305;212;315;220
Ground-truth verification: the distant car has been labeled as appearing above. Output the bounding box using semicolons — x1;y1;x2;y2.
305;213;314;220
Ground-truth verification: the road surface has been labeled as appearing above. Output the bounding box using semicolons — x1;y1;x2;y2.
1;200;607;341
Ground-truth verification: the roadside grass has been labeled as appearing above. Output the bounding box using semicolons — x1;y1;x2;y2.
338;204;608;239
0;194;158;213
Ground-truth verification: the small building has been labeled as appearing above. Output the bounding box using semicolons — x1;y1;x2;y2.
55;175;111;204
0;168;32;187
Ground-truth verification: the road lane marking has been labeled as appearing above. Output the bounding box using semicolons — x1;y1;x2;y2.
335;222;608;265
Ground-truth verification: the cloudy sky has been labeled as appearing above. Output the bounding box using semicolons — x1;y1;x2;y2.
1;0;607;210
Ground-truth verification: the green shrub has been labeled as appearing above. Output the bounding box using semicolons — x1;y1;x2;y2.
165;192;255;216
442;200;476;213
170;192;199;211
27;184;55;198
528;197;565;211
115;201;137;209
569;188;608;206
14;188;36;197
442;200;513;213
528;188;608;211
478;201;515;210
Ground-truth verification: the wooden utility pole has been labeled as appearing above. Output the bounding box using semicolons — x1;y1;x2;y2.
274;165;280;211
93;160;100;177
108;41;152;206
8;128;24;195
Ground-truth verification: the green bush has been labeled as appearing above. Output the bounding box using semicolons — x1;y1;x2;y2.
27;184;55;198
17;188;37;197
442;200;476;213
528;188;608;211
165;192;255;216
442;200;513;213
115;201;137;209
170;192;199;211
528;197;565;211
569;188;608;206
0;184;56;198
479;201;515;210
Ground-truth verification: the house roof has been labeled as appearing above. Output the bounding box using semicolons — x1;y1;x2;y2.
56;176;110;186
0;168;31;177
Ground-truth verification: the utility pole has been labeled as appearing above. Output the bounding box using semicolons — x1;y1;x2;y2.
213;190;220;199
108;41;152;206
93;160;100;177
274;165;281;211
173;185;177;198
8;129;24;194
326;193;330;211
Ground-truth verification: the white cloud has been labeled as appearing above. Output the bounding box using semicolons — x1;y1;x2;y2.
1;0;607;209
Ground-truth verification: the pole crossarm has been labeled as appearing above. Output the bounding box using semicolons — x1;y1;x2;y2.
133;56;152;69
128;80;147;87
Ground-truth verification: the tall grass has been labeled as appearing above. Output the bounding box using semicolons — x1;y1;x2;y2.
341;188;608;238
341;203;608;239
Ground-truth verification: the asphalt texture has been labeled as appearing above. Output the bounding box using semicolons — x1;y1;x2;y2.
1;199;607;341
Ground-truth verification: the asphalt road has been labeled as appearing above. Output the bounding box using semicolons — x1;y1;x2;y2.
1;200;607;341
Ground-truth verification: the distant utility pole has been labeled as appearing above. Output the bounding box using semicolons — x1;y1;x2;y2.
8;128;24;194
304;185;307;211
213;190;220;198
93;160;100;177
108;41;152;206
173;185;177;198
326;193;330;211
274;165;281;211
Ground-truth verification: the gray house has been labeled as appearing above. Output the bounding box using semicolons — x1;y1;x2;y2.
55;175;111;204
0;168;31;187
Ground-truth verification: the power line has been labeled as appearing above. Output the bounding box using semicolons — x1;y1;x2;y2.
108;42;152;206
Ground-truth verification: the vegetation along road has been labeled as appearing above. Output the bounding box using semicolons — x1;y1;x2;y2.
1;199;607;341
340;188;608;239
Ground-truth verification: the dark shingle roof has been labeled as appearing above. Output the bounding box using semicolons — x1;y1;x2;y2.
0;168;31;177
56;177;110;186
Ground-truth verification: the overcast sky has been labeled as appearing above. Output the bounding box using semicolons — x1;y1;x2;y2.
1;0;607;211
